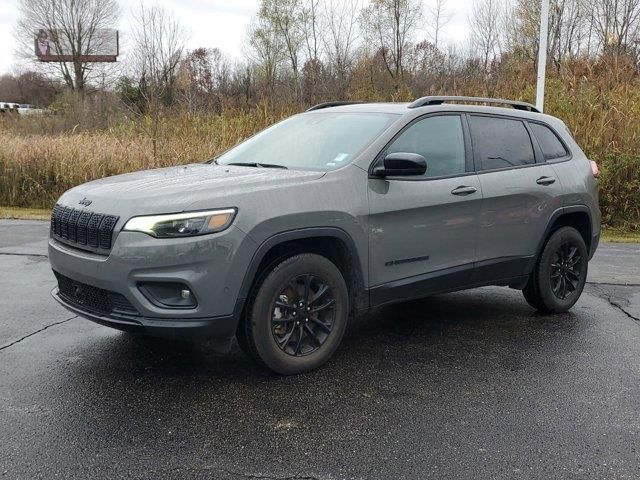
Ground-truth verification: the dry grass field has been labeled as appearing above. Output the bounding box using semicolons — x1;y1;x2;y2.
1;82;639;231
0;107;289;206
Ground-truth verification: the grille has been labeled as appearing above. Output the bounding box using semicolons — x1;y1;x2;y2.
54;271;139;317
51;205;119;252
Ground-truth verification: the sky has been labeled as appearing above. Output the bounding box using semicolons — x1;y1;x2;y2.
0;0;474;76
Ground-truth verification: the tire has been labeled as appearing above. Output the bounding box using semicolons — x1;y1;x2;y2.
523;226;589;313
237;253;349;375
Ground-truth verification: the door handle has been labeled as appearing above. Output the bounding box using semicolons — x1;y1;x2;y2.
451;186;477;196
536;176;556;186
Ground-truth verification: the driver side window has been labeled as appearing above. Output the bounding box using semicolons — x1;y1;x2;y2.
386;115;466;178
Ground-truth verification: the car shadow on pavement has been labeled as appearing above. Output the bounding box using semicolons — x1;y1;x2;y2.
58;286;584;383
37;286;593;476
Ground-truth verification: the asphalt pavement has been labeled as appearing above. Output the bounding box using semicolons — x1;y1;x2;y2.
1;220;639;480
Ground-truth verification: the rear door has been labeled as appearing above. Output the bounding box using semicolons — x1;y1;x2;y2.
368;114;482;303
469;114;564;281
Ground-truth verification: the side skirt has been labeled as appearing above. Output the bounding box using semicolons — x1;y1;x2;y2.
368;256;534;308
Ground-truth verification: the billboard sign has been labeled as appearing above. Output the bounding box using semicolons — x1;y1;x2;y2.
35;29;119;62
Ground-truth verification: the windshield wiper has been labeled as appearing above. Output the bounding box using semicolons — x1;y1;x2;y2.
226;162;288;169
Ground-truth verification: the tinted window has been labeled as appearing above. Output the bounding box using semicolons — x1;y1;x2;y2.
386;115;466;178
530;123;569;160
470;116;535;171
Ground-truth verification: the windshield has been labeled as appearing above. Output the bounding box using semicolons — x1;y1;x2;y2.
216;112;398;171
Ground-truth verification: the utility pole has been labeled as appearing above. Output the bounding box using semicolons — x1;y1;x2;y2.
536;0;550;112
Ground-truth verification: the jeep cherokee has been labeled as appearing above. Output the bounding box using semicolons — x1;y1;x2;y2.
49;96;601;374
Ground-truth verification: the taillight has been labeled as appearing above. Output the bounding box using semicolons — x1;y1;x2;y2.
590;160;599;178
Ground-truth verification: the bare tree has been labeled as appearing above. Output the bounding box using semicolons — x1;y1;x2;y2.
504;0;537;60
15;0;119;92
360;0;424;91
323;0;360;97
550;0;587;65
468;0;504;72
507;0;587;68
427;0;452;50
302;0;323;62
589;0;640;52
130;3;185;101
129;3;186;159
258;0;305;102
300;0;324;101
247;15;286;99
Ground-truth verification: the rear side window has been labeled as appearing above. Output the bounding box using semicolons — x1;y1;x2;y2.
530;123;569;160
385;115;466;178
470;116;535;171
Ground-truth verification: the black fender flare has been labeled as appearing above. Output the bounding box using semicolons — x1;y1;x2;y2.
232;227;367;319
527;205;595;273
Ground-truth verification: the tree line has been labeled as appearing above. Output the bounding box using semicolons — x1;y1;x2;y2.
5;0;640;112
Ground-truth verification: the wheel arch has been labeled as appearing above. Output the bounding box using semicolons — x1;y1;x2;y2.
534;206;595;266
234;228;368;320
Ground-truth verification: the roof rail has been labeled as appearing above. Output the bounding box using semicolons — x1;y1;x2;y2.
408;96;540;113
306;101;363;112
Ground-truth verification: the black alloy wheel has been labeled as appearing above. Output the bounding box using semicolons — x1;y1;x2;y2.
271;274;336;356
549;242;583;300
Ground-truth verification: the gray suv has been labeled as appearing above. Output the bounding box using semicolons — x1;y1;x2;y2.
49;96;600;374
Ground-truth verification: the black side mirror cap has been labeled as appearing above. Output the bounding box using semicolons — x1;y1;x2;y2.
372;152;427;178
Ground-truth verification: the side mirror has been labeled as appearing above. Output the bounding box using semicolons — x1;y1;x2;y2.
372;152;427;178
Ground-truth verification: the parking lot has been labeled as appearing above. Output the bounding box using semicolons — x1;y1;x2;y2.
1;219;639;479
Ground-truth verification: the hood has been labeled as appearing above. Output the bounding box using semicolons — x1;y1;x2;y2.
58;163;325;216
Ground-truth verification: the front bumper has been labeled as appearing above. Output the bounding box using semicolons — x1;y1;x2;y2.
51;287;237;345
48;225;258;342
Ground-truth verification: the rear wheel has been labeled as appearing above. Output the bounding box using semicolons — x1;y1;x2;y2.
523;226;588;313
237;253;349;375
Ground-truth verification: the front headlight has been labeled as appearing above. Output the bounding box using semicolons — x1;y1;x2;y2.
123;209;237;238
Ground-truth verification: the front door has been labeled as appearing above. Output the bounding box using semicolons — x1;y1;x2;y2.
368;114;482;305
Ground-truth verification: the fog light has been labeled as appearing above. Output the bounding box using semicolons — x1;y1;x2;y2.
138;282;197;309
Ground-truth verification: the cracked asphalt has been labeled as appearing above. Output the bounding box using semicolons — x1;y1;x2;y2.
1;219;639;480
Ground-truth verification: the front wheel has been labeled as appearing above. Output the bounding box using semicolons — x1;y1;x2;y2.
523;226;588;313
237;253;349;375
